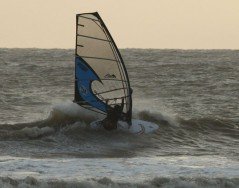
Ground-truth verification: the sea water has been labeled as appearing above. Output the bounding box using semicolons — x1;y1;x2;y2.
0;48;238;187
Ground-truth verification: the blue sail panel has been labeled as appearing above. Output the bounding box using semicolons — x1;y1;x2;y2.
75;57;107;112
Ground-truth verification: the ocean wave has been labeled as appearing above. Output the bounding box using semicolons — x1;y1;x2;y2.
137;110;238;136
0;101;238;141
0;102;98;140
0;102;238;158
0;176;238;188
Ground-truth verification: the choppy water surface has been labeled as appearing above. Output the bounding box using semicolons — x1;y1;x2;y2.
0;48;238;187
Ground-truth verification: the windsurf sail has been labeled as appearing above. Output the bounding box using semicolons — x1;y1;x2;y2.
74;12;132;123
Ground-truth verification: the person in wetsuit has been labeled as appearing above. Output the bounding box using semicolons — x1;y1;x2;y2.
102;98;124;131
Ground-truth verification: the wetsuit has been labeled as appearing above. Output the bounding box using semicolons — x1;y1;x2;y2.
102;99;124;131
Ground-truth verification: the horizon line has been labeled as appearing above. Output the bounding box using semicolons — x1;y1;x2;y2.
0;47;239;51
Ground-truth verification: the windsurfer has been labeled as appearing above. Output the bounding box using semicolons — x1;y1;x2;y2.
102;98;124;131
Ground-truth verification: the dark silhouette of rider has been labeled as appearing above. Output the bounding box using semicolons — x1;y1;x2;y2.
102;98;124;131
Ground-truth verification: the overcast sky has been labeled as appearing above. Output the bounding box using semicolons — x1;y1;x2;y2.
0;0;239;49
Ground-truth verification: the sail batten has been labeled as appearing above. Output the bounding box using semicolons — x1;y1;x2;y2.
77;34;112;42
74;12;132;123
78;56;117;62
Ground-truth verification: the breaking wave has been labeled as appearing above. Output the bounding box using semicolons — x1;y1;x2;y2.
0;102;238;158
0;176;238;188
0;101;238;140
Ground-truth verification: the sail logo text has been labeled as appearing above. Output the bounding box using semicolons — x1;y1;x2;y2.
104;74;116;79
79;85;88;95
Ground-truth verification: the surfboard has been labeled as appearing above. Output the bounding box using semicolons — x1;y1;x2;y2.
90;119;159;134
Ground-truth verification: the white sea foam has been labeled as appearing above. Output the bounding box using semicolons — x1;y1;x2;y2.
20;126;54;139
0;156;238;188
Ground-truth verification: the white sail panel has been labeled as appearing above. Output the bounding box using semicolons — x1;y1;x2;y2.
76;36;115;60
77;17;107;40
83;58;121;79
